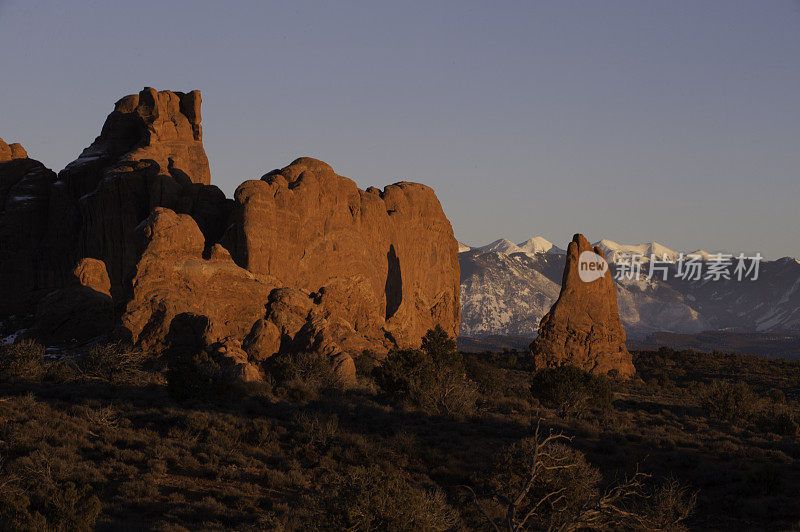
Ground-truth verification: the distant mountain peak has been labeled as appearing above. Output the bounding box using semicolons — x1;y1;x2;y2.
475;236;566;256
594;239;680;263
479;238;525;255
517;236;566;255
457;241;472;253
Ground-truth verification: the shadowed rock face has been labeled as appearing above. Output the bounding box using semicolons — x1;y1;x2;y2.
1;89;460;361
530;234;635;378
0;138;58;314
1;90;231;310
32;258;113;344
48;87;229;297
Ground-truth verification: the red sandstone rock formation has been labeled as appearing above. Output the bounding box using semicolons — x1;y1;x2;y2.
530;234;635;378
118;207;276;351
224;157;461;350
1;88;461;366
48;88;230;297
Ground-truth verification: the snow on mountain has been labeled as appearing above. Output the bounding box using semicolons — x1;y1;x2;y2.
458;241;472;253
479;238;525;255
459;237;800;340
594;239;680;263
470;236;566;257
517;237;565;255
686;250;717;261
460;252;561;337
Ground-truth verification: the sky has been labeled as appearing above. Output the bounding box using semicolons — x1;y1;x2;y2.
1;0;798;259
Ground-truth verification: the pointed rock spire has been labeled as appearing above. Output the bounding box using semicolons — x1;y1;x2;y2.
530;233;635;378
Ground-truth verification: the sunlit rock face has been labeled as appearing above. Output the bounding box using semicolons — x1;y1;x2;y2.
531;234;635;378
1;89;461;363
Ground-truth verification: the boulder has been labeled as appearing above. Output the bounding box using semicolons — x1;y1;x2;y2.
222;362;265;385
32;258;113;344
331;353;357;386
530;234;635;378
0;138;28;162
210;339;264;385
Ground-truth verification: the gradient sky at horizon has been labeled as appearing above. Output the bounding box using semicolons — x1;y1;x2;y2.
1;0;798;259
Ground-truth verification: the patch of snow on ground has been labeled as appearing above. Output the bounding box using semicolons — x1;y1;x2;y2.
2;329;27;345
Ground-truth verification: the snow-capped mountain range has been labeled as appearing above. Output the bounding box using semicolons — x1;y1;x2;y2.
465;237;567;256
459;236;800;340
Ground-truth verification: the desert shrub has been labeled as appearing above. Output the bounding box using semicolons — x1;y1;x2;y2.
0;339;45;380
294;411;339;446
767;388;786;404
44;482;102;532
319;464;457;531
465;358;507;398
483;435;602;527
266;351;346;401
530;365;613;416
642;477;698;531
420;325;463;372
416;363;479;417
373;348;431;397
373;326;478;416
699;381;758;423
0;474;101;532
81;342;149;384
756;404;799;437
0;481;47;531
166;350;228;401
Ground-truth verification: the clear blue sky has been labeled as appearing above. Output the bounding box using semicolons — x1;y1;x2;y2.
2;0;798;258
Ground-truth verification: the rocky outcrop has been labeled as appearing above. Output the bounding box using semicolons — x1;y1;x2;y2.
2;89;229;311
0;139;28;162
1;88;460;367
210;339;265;385
224;157;461;349
530;234;635;378
47;87;230;298
0;139;58;314
118;208;277;351
31;258;114;344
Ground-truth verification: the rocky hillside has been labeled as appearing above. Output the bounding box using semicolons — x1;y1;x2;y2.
460;237;800;339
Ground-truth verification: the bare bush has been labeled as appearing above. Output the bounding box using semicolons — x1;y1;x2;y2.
0;339;45;380
80;342;149;385
266;351;348;402
465;422;696;531
294;411;339;446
